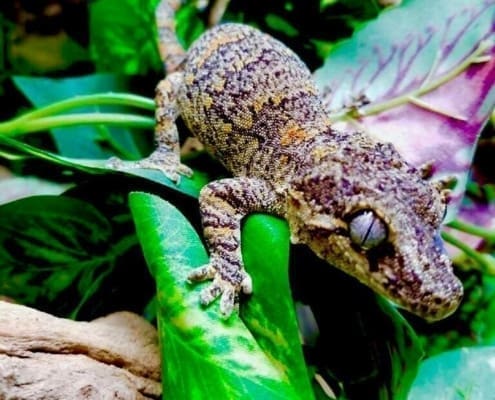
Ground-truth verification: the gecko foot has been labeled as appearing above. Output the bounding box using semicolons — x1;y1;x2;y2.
187;263;252;317
107;152;193;183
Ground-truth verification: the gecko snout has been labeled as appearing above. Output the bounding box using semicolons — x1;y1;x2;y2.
419;276;463;321
401;254;464;321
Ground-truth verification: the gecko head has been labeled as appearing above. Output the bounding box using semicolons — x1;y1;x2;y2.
286;141;463;321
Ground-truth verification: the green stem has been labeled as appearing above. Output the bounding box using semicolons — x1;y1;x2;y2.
447;219;495;244
442;231;495;274
14;93;155;123
0;113;155;136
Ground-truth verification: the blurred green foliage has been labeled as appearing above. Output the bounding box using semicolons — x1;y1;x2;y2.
0;0;494;399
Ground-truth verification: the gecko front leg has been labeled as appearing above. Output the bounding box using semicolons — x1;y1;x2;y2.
108;72;192;182
188;177;282;317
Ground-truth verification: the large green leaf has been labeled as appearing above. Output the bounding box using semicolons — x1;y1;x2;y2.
241;215;314;397
129;192;313;399
408;346;495;399
13;74;144;159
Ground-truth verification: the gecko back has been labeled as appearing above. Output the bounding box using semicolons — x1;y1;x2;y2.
177;23;331;180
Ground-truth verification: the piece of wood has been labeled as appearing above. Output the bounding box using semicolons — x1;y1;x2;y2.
0;301;161;399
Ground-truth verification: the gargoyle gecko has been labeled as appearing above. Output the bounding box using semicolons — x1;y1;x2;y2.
112;0;463;321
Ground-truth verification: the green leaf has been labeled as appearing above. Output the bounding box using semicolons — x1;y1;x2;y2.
241;215;314;397
175;2;207;49
89;0;162;74
0;136;208;198
13;74;144;159
129;192;313;399
0;195;120;315
408;347;495;399
376;299;423;400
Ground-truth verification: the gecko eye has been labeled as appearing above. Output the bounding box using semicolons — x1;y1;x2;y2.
349;210;387;250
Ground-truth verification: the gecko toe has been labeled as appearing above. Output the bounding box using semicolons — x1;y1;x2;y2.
177;163;194;177
188;260;249;317
219;286;238;317
187;264;216;282
106;155;192;184
199;280;222;306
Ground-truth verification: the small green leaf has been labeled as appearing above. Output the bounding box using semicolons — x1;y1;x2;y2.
0;195;116;314
129;192;312;399
89;0;162;74
175;3;207;48
408;347;495;399
265;14;299;37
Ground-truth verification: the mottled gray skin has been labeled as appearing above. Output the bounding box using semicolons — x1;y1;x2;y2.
113;2;463;320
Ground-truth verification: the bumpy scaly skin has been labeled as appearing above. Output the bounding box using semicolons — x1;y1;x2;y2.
115;2;463;320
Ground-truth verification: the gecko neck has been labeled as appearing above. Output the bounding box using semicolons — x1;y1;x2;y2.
292;127;354;179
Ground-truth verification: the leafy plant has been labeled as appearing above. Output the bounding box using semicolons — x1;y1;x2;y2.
0;0;494;399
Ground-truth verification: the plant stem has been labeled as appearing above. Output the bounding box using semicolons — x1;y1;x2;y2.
0;113;155;136
14;93;155;123
362;40;491;116
447;219;495;244
442;231;495;274
328;40;492;121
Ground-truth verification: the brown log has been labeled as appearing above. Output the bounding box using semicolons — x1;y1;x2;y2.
0;301;161;399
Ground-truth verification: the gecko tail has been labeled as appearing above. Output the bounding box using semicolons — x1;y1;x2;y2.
155;0;187;75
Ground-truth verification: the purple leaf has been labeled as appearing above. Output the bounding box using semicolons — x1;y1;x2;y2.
314;0;495;218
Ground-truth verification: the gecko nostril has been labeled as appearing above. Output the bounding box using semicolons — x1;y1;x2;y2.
432;296;443;305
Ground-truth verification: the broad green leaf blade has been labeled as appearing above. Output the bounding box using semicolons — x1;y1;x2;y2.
408;347;495;399
314;0;495;215
129;192;308;399
0;136;208;198
13;74;144;159
241;215;315;399
0;195;114;312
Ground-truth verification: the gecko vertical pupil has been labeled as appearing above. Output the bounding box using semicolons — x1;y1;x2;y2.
349;210;387;250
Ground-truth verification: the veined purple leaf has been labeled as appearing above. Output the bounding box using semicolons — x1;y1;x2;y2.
314;0;495;217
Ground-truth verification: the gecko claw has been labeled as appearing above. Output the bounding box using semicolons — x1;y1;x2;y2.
188;262;251;317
